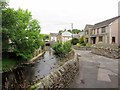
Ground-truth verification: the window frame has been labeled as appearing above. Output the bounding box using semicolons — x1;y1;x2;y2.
101;26;106;33
99;36;103;42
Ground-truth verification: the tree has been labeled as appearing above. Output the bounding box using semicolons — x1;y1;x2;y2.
68;29;82;34
68;29;72;33
43;34;50;41
71;38;79;45
58;30;64;35
2;8;43;60
0;1;8;9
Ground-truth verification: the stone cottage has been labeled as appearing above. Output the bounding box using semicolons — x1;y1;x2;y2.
84;16;120;46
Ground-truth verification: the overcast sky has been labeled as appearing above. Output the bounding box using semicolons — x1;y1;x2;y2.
9;0;119;34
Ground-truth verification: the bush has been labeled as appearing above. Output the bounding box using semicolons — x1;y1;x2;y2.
86;43;91;48
81;42;87;46
79;36;84;44
63;41;71;53
71;38;79;45
52;41;72;57
52;42;63;55
76;43;80;47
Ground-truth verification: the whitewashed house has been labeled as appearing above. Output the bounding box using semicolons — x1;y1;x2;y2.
50;33;58;42
73;32;84;38
61;31;72;42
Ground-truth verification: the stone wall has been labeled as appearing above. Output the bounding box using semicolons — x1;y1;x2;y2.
30;55;79;89
91;47;120;59
73;46;92;50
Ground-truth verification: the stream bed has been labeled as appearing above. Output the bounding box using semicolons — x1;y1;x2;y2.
2;47;59;89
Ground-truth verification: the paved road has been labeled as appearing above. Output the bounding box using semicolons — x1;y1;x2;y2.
69;50;118;88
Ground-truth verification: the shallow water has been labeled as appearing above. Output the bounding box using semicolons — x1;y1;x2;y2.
2;47;59;89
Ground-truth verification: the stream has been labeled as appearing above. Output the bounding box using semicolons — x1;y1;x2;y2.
2;46;59;89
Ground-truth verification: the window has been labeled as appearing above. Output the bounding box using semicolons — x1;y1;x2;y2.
101;26;106;33
112;37;115;43
85;30;89;35
92;29;95;34
97;28;99;34
90;30;92;34
85;38;88;43
99;36;103;42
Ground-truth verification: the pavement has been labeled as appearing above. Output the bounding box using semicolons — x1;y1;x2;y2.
69;50;119;88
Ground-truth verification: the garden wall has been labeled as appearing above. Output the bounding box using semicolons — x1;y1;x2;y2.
31;55;79;89
91;47;120;59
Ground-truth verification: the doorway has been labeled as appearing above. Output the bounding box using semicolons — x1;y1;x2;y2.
92;37;96;44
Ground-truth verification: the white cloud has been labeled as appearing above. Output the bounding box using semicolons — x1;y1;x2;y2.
9;0;119;34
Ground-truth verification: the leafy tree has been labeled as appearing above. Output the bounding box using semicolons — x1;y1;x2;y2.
68;29;82;34
72;29;80;34
71;38;79;45
58;30;64;35
0;1;8;9
67;29;72;33
2;8;43;60
43;34;49;41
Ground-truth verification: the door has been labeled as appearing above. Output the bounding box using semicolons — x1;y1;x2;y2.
93;37;96;44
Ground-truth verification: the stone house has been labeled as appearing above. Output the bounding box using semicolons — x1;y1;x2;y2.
84;24;94;44
84;16;120;46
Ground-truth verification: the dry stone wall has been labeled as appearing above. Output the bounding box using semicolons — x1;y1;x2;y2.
73;46;91;50
91;47;120;59
32;56;79;89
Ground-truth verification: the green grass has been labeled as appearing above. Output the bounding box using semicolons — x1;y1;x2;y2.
2;58;18;72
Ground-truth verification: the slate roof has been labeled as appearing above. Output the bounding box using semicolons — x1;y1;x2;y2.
50;33;58;36
84;24;94;30
93;16;120;29
62;31;72;37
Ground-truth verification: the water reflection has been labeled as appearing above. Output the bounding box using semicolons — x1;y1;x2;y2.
2;46;59;89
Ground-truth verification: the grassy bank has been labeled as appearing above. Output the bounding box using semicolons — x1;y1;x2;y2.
2;58;18;72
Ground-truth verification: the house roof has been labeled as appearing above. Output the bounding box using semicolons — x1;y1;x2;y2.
84;24;94;30
50;33;58;36
62;31;72;37
93;16;120;29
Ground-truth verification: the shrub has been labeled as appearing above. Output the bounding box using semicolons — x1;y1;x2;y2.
81;42;87;46
76;43;80;47
52;41;72;57
71;38;79;45
79;36;84;44
86;43;91;48
52;42;63;55
63;41;71;53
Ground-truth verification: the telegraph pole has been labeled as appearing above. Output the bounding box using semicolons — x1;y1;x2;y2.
71;23;73;38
